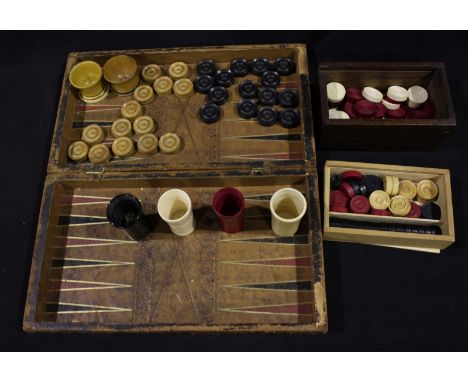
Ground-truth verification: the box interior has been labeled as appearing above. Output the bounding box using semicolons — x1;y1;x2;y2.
56;46;308;171
320;67;450;120
324;164;452;238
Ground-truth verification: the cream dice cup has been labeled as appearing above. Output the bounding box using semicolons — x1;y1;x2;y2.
157;189;195;236
270;188;307;237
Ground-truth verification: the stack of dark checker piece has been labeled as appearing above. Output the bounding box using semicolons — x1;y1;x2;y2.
330;218;442;235
194;59;233;124
329;170;442;235
194;57;300;128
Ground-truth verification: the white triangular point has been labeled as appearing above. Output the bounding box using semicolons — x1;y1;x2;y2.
51;258;135;269
48;279;132;292
221;235;309;246
52;236;137;248
45;301;132;314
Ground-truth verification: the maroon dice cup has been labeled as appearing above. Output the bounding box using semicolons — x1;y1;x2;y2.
212;187;245;234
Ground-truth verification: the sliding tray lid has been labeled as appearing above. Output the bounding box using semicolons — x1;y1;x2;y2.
47;44;315;174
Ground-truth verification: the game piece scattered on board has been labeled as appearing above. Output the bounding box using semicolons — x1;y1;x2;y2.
197;59;217;76
133;116;156;136
121;100;142;120
274;57;296;76
194;75;215;94
251;58;270;76
230;58;250;77
257;106;278;127
261;71;281;88
199;103;221;124
154;76;174;96
137;134;158;155
88;143;111;164
133;84;154;104
239;80;258;99
279;108;300;129
237;99;257;119
278;89;298;108
68;140;89;162
258;87;277;106
112;137;135;158
173;78;194;98
159;133;181;153
215;69;234;88
168;62;189;80
142;64;162;84
82;124;104;145
208;86;228;105
111;118;132;138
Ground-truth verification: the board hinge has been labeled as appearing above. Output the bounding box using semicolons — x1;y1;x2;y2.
85;167;106;179
251;166;271;175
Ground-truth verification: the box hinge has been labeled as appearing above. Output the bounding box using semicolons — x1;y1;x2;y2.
85;167;106;179
251;166;271;175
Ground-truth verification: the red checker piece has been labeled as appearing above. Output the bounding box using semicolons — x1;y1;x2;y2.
401;103;412;112
406;202;422;218
386;107;406;119
350;195;371;214
346;88;364;103
406;109;427;119
344;101;358;118
374;103;386;118
342;170;363;180
339;182;355;199
421;101;435;118
330;190;349;207
355;100;377;118
331;206;349;213
371;208;391;216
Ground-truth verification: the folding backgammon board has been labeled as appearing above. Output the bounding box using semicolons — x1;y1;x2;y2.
24;44;328;333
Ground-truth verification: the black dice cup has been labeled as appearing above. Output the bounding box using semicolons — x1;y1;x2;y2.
106;193;151;241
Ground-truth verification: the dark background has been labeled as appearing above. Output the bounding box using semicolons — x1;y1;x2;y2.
1;31;467;351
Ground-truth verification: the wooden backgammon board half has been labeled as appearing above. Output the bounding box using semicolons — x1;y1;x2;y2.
24;44;328;334
48;44;315;173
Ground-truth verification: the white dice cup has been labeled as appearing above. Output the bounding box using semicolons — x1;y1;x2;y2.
157;189;195;236
270;188;307;237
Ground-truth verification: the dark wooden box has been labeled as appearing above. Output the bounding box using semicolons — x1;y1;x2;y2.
323;161;455;254
317;62;456;150
24;44;328;334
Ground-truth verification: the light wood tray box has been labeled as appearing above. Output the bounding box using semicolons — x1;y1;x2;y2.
317;62;456;150
323;161;455;253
